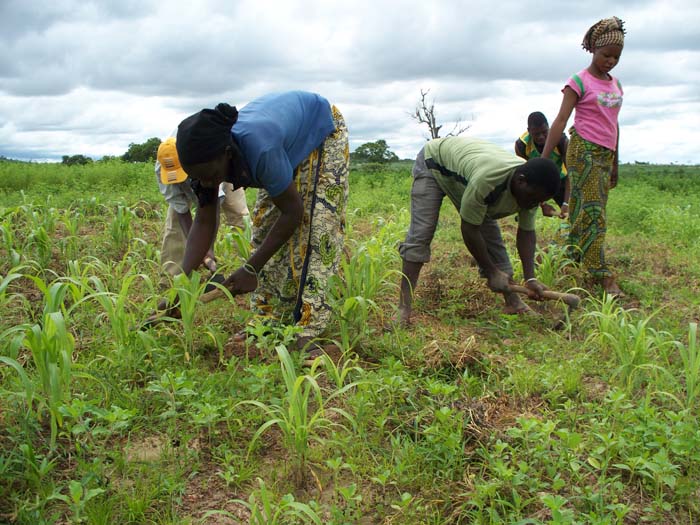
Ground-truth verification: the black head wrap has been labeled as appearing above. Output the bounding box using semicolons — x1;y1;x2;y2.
176;103;238;166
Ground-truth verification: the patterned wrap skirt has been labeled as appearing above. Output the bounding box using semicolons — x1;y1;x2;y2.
566;128;615;279
249;106;349;339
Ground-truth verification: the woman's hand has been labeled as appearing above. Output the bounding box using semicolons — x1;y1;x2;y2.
222;266;259;295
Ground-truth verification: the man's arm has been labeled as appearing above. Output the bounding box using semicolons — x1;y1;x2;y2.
558;134;571;216
514;139;527;160
517;227;545;297
460;220;509;292
516;228;537;281
558;176;572;219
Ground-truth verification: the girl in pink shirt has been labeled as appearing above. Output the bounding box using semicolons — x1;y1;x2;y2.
542;17;625;297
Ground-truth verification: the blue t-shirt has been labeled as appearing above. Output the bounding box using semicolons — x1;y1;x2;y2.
232;91;336;197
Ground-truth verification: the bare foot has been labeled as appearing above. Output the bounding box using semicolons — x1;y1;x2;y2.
502;303;538;315
602;277;624;298
398;306;412;328
502;292;538;315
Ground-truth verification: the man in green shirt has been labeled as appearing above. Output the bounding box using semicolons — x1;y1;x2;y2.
397;137;560;326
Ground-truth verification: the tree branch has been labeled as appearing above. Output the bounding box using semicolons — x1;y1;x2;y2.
410;88;470;140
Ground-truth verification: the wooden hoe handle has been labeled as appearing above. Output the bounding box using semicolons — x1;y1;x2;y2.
509;284;580;309
199;287;227;304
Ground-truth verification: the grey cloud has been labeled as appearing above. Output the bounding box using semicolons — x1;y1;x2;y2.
2;0;695;98
1;0;698;164
0;2;291;97
0;0;156;38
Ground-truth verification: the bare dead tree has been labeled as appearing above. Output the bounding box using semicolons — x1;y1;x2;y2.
411;88;470;139
412;89;441;139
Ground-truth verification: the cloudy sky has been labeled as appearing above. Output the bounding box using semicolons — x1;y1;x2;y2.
1;0;698;164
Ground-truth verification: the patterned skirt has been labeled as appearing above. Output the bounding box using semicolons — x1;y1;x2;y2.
566;128;614;279
249;106;349;338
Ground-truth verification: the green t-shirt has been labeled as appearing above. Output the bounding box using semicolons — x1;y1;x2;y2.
518;131;568;178
423;137;538;231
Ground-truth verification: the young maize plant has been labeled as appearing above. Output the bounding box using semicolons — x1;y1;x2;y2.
87;273;146;349
240;345;354;487
21;311;75;449
171;271;209;361
205;478;323;525
328;227;401;350
109;204;134;252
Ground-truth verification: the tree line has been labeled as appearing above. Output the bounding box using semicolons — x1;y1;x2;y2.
63;136;404;165
61;137;162;165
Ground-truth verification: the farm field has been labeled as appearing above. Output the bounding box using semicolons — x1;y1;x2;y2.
1;159;700;524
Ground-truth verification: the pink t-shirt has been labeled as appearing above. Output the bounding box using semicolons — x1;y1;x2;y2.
565;69;623;151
